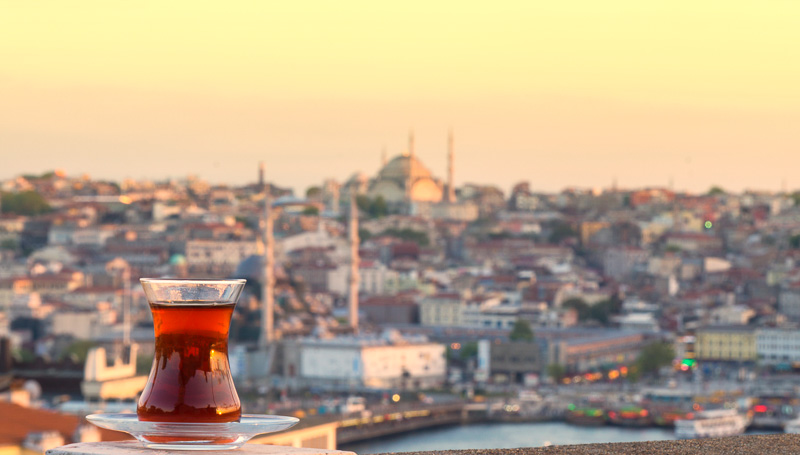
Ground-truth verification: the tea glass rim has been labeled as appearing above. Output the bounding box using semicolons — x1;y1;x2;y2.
140;278;247;285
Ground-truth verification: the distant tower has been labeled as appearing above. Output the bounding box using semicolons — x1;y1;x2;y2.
381;147;388;167
447;130;456;203
258;161;265;188
348;193;360;333
259;182;275;348
405;131;415;201
326;179;341;214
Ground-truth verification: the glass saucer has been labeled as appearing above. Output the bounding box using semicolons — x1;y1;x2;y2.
86;413;300;451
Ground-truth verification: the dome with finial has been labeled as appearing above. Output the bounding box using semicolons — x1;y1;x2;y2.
378;155;434;182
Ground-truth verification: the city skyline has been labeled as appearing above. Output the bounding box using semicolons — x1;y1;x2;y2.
2;1;800;195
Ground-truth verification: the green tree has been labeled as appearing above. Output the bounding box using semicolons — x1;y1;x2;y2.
460;341;478;361
588;298;622;325
547;363;566;383
0;191;51;216
665;244;682;253
790;234;800;249
509;319;534;341
562;298;590;321
381;228;429;246
369;195;388;218
356;194;371;213
636;342;676;377
61;340;97;363
0;239;17;250
548;220;577;244
305;186;322;199
707;186;726;196
358;228;373;244
792;192;800;207
302;206;320;216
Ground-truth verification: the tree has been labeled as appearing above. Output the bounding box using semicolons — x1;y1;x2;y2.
356;194;371;213
302;206;319;216
562;298;590;321
459;341;478;361
707;186;726;196
509;319;534;342
588;297;622;325
547;363;566;383
548;220;577;244
381;228;429;246
358;228;373;244
305;186;322;199
61;340;97;363
790;234;800;249
0;239;17;250
369;195;388;218
0;191;51;216
636;342;676;377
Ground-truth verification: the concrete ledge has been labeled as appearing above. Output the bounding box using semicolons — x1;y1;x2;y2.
375;434;800;455
48;441;355;455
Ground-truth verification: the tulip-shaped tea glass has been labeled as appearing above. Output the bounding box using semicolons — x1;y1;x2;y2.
138;278;246;423
86;278;298;450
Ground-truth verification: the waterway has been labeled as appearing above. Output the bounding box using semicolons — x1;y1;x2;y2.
341;422;776;454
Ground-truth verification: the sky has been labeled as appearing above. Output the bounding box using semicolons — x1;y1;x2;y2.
1;1;799;195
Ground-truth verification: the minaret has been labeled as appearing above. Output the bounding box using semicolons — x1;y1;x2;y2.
258;161;265;188
259;182;275;348
348;193;360;333
405;131;415;201
447;130;456;203
122;265;131;345
381;147;388;168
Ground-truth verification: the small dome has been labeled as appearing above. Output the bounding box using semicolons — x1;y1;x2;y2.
234;255;262;280
169;254;187;266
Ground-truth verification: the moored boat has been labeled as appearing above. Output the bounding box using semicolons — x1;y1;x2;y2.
607;406;651;427
675;409;747;439
565;407;606;426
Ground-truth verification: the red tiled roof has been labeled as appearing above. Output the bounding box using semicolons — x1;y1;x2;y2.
0;402;131;446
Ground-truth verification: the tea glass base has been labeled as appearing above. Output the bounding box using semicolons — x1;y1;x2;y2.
86;413;300;451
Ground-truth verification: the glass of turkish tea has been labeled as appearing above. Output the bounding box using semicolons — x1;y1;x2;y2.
137;279;246;423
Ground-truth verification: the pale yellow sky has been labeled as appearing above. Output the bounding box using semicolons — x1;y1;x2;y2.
2;1;799;194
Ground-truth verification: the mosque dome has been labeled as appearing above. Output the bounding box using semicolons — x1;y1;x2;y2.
369;153;443;204
378;155;433;182
234;255;263;280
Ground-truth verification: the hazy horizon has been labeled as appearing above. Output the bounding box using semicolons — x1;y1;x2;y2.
2;1;799;196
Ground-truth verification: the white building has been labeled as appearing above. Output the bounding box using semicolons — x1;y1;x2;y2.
779;286;800;320
282;333;446;390
757;328;800;365
603;247;649;279
419;293;464;327
617;313;660;332
358;261;399;296
186;239;258;275
709;304;755;326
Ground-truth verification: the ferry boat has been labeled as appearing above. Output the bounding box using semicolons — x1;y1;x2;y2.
607;406;651;427
565;407;606;426
674;409;748;439
653;409;695;427
784;418;800;434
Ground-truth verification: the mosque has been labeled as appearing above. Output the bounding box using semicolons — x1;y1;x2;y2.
360;132;456;210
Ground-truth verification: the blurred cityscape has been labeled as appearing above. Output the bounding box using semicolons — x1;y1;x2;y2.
3;139;800;452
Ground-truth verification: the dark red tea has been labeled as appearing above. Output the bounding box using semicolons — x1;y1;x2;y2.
137;302;241;423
